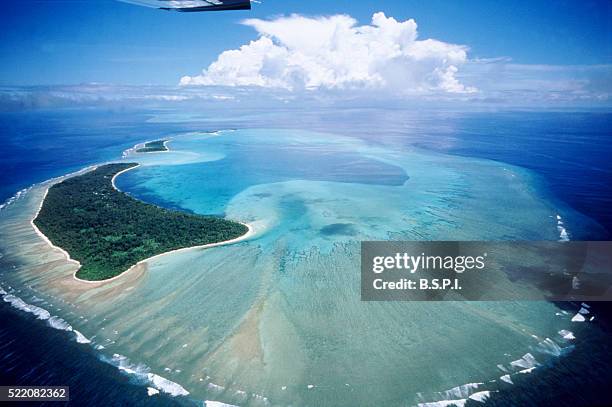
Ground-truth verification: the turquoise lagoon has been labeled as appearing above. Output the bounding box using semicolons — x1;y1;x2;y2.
0;128;590;406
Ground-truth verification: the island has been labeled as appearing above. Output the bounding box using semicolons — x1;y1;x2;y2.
135;139;168;153
33;163;249;281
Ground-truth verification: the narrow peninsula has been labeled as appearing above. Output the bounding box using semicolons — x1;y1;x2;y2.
136;139;168;153
33;163;248;281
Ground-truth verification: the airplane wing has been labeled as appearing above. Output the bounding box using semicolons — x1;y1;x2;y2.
120;0;251;12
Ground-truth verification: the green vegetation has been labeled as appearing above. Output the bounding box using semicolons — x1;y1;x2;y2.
136;139;168;153
34;163;248;281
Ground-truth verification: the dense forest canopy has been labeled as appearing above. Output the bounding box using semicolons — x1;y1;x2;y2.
135;139;168;153
34;163;248;281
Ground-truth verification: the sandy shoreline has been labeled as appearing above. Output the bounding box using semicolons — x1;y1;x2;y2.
121;139;170;158
31;162;256;286
73;221;254;285
136;139;171;154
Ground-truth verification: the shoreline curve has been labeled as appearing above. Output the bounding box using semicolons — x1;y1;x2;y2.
31;162;255;285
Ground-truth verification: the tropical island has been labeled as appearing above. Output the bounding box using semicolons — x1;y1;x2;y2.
135;139;168;153
33;163;249;281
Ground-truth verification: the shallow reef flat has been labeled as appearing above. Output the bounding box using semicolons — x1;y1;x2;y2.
0;128;598;407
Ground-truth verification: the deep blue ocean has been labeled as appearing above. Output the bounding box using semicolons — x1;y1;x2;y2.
0;109;175;202
407;111;612;240
0;108;611;406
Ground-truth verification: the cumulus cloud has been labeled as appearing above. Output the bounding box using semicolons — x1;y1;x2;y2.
180;12;477;94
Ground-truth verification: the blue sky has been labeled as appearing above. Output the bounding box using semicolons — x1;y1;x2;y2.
0;0;610;86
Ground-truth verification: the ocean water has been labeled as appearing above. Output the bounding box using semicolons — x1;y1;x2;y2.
0;108;611;406
402;111;612;239
0;302;189;407
0;109;219;205
197;108;612;239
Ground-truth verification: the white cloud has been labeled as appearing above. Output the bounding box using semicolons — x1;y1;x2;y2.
180;12;477;94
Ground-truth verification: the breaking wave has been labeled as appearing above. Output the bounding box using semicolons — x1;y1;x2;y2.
417;302;589;407
1;289;91;345
556;214;570;241
102;353;189;397
0;287;594;406
0;187;31;212
0;283;240;405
